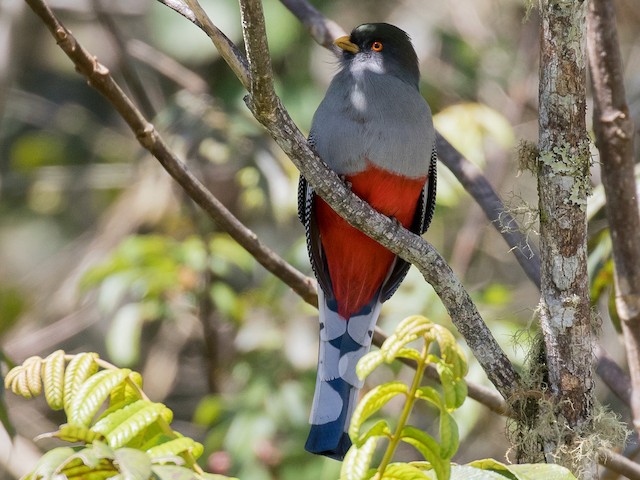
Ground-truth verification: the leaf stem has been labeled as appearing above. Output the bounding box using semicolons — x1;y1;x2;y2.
376;341;429;477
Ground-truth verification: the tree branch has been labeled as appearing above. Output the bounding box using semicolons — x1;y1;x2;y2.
279;0;344;51
20;1;638;476
237;0;519;401
436;134;541;287
21;0;511;420
537;0;594;471
587;0;640;434
23;0;315;308
157;0;250;89
598;448;640;480
281;0;543;288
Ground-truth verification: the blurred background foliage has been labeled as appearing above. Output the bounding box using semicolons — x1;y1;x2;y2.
0;0;639;478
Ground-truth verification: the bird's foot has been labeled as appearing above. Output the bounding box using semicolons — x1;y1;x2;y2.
339;175;352;190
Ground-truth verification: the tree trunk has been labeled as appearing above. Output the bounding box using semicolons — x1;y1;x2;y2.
537;0;595;475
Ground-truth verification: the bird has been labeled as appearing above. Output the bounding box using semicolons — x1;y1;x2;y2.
297;23;437;460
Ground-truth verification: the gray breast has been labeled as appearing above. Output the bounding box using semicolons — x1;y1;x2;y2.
310;67;434;179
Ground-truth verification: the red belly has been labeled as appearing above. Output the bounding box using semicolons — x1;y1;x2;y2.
315;163;427;319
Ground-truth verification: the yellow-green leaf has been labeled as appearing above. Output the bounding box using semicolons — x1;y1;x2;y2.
28;447;77;479
352;419;391;447
356;350;385;381
42;350;66;410
350;382;407;440
380;462;431;479
438;411;458;459
415;386;443;410
110;371;143;406
399;427;449;480
113;448;152;480
64;353;99;416
146;437;203;460
44;423;102;443
24;356;44;397
61;461;118;480
340;436;378;480
68;368;131;427
92;399;149;437
106;402;168;448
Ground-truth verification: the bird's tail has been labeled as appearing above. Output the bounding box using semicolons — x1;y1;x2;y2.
305;290;382;460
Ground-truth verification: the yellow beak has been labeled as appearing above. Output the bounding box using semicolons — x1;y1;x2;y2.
334;35;359;54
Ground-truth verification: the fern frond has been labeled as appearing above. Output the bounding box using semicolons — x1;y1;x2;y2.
42;350;66;410
68;368;132;427
146;437;204;461
63;352;100;414
104;402;170;449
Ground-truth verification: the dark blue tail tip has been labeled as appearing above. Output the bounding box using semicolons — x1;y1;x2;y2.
305;423;352;461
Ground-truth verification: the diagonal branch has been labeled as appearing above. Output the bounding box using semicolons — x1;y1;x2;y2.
22;2;639;476
23;0;510;419
23;0;314;308
237;0;520;401
279;0;542;288
157;0;250;89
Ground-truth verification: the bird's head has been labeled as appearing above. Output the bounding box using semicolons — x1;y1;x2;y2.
334;23;420;87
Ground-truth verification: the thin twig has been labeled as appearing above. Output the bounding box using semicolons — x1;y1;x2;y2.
598;448;640;480
279;0;344;51
127;39;208;94
93;2;158;118
436;134;541;288
157;0;250;89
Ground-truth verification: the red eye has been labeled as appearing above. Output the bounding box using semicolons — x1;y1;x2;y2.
371;41;383;52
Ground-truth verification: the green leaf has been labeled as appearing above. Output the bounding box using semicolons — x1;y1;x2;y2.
352;419;392;446
68;368;131;427
28;447;77;479
59;457;118;480
393;348;423;364
380;462;431;479
152;465;201;480
437;411;459;459
110;372;143;407
104;402;170;449
341;436;378;480
430;326;467;379
146;437;204;461
415;386;444;410
435;366;467;411
72;444;112;468
446;465;510;479
465;459;577;480
42;350;66;411
113;448;152;480
399;427;449;480
349;382;408;440
505;463;577;479
64;353;99;415
381;316;432;362
44;423;102;443
356;350;385;381
93;399;149;437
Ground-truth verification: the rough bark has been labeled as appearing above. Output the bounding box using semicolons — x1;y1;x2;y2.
537;0;595;473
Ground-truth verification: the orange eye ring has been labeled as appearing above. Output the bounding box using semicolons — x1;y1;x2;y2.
371;41;383;52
